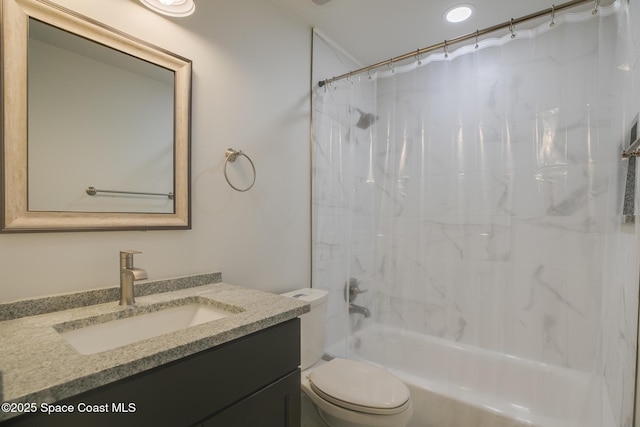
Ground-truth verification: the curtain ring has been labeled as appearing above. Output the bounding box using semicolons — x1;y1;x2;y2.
224;148;256;192
475;30;479;49
415;49;422;65
444;40;449;58
550;5;556;27
509;19;516;38
367;66;373;80
388;58;395;73
592;0;600;15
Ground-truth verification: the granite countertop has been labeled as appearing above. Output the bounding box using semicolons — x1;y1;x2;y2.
0;274;309;422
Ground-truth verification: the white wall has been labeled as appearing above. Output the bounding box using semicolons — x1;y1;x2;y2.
0;0;311;301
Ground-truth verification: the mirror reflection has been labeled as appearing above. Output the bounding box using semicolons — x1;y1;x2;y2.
27;19;175;214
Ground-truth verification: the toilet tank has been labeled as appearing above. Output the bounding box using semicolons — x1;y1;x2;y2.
281;288;328;370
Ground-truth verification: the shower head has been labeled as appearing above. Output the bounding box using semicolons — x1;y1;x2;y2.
355;108;378;130
311;0;333;5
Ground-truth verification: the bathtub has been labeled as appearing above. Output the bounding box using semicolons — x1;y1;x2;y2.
325;325;611;427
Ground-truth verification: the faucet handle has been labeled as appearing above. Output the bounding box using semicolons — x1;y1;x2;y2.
120;250;142;269
344;278;367;303
120;250;142;257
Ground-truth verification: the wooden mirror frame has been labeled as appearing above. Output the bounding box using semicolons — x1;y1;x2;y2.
1;0;192;232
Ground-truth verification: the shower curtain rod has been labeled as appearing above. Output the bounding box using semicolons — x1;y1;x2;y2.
318;0;597;87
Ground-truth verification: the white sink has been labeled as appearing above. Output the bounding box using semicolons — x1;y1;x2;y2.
59;303;230;355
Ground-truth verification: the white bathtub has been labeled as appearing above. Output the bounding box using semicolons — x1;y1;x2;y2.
325;325;611;427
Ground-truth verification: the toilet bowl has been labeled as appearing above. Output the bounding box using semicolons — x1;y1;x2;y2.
282;288;413;427
302;357;413;427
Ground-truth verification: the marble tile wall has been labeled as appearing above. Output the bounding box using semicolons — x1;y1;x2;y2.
601;2;640;425
311;30;375;349
312;3;639;425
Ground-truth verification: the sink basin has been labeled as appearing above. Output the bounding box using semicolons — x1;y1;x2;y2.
59;303;230;355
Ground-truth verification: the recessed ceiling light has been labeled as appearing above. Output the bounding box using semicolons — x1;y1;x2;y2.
140;0;195;17
445;5;473;23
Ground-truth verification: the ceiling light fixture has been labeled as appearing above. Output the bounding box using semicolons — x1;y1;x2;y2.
140;0;195;17
445;5;473;23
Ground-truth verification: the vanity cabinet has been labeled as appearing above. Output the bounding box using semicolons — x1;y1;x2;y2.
202;370;300;427
2;319;301;427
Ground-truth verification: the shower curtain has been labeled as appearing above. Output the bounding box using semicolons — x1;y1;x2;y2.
312;1;637;426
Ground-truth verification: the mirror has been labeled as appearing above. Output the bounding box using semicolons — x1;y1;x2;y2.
1;0;192;232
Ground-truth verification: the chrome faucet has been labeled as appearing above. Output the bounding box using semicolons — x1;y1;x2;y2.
119;250;147;306
344;278;370;318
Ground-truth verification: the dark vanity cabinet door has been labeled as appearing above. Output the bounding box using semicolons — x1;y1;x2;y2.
2;319;301;427
202;370;300;427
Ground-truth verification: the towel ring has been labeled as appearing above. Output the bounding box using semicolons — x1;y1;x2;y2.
224;148;256;192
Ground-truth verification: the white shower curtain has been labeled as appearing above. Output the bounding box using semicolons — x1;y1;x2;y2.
312;1;636;425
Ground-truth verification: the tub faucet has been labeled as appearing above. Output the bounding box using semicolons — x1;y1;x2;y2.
345;278;370;318
349;303;370;318
119;250;147;306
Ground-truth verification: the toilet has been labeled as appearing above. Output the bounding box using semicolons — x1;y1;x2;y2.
282;288;413;427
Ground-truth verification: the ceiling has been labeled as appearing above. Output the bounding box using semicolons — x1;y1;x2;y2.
268;0;603;66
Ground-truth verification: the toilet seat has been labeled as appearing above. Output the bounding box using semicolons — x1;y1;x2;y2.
307;358;411;415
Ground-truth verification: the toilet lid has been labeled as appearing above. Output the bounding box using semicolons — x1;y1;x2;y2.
308;358;411;415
